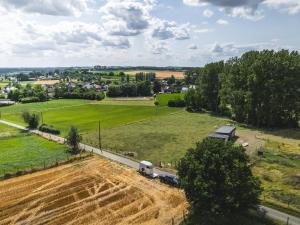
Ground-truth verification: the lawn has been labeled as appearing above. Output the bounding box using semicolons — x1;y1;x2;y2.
0;123;70;177
1;100;180;135
84;111;229;164
0;99;92;115
156;93;185;106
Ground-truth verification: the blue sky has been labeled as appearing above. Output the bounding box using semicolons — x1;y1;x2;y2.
0;0;299;67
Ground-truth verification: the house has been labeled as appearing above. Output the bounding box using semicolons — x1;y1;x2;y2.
181;86;189;93
208;125;236;141
5;86;17;93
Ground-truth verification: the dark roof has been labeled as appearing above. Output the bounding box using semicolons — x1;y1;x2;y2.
216;126;236;135
208;133;230;141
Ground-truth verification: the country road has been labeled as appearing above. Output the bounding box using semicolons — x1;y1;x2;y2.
1;119;300;225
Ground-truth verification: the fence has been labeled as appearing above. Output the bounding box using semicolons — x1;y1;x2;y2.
0;152;92;180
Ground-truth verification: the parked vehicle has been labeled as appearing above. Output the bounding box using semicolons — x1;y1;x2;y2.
159;174;179;187
138;161;158;179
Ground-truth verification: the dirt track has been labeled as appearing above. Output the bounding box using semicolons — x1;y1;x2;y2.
0;157;188;225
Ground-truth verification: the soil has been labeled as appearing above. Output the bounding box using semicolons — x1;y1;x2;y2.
0;157;188;225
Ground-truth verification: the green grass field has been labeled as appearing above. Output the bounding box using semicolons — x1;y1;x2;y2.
1;98;300;216
0;123;70;177
156;93;185;106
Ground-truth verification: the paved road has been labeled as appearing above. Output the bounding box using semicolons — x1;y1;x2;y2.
261;206;300;225
1;119;300;225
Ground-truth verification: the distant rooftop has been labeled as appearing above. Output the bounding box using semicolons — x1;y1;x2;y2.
216;126;236;135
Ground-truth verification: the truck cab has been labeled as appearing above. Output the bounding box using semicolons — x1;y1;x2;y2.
138;161;158;178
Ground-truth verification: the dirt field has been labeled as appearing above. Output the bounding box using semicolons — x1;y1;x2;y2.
34;80;60;85
0;157;188;225
127;71;185;79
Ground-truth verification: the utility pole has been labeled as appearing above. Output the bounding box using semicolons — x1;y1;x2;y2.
99;120;102;152
40;112;44;124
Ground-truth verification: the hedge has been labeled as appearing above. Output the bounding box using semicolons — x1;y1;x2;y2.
168;98;186;108
20;97;40;104
39;124;61;135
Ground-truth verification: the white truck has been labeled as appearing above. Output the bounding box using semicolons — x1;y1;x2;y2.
138;161;158;179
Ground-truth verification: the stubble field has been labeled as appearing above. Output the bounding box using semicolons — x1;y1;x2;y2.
0;157;188;225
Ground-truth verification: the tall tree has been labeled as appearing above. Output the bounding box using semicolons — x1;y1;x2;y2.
178;138;262;223
66;126;82;154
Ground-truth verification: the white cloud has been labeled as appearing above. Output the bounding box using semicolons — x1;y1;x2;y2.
203;9;214;17
100;0;153;37
149;41;169;55
0;0;90;17
216;19;229;25
264;0;300;14
183;0;208;7
151;19;190;40
210;41;287;57
189;44;198;49
183;0;264;20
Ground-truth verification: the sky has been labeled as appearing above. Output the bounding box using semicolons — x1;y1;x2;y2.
0;0;299;67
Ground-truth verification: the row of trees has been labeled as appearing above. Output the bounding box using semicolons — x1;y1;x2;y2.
54;83;105;101
8;84;48;103
107;81;152;97
185;50;300;128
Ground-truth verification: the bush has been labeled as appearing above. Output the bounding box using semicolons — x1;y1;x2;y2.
22;111;40;129
20;97;40;104
168;98;186;107
0;94;5;99
39;124;61;135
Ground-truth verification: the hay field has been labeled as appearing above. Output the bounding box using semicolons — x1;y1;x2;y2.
127;70;185;79
0;157;188;225
34;80;60;85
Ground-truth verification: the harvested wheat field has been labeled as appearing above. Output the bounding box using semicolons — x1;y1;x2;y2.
34;80;60;85
0;157;188;225
127;71;185;79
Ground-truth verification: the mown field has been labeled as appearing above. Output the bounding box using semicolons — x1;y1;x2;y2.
1;98;300;216
0;123;70;177
156;93;185;106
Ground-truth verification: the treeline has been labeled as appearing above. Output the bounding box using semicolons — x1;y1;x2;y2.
185;50;300;128
54;83;105;101
135;72;156;81
8;84;48;103
107;81;152;97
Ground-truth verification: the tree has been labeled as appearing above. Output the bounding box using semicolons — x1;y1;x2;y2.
22;111;40;129
178;138;262;224
66;126;82;153
153;80;162;93
167;75;176;85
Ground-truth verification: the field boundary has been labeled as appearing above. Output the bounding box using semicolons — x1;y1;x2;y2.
0;153;92;180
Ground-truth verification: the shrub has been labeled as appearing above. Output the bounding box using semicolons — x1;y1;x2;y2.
168;98;186;107
20;97;40;104
39;124;61;135
22;111;40;129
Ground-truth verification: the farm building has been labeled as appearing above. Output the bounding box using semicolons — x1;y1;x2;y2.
208;125;236;141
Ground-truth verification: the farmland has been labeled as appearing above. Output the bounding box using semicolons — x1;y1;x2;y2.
92;70;185;79
0;157;188;225
156;93;185;106
0;123;70;177
1;100;179;135
126;70;185;79
1;98;300;216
